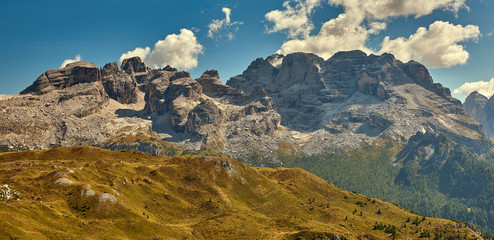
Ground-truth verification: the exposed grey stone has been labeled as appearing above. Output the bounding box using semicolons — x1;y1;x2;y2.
21;61;101;95
464;91;494;138
101;62;139;104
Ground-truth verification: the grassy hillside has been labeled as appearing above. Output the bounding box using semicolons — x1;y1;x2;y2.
0;147;480;239
271;140;494;237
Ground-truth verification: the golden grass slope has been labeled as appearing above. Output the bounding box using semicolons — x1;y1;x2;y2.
0;147;482;239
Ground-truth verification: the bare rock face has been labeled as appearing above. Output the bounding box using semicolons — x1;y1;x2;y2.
395;129;455;175
21;61;101;95
0;51;488;164
464;91;494;138
121;57;150;85
225;50;484;159
186;99;223;135
144;71;175;114
164;72;203;132
197;70;244;98
227;58;278;95
464;91;488;120
138;68;281;152
228;51;464;131
101;62;138;104
146;70;281;138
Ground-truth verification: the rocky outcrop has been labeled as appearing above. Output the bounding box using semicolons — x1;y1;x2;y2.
464;92;488;120
395;129;455;175
227;50;470;137
144;72;174;114
145;69;280;139
197;70;244;98
101;62;138;104
227;58;278;95
121;57;150;85
0;51;488;163
186;99;223;135
21;60;141;105
464;91;494;138
21;61;101;95
164;72;203;131
357;73;388;100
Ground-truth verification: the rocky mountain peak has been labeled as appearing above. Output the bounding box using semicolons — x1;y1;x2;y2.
120;57;151;85
1;50;488;164
227;57;278;95
200;69;220;79
170;71;191;81
66;61;98;69
464;91;488;112
21;61;101;95
162;65;177;72
121;57;147;74
266;54;284;67
102;62;120;73
101;62;139;104
196;70;244;98
227;50;466;131
463;91;494;138
329;50;369;64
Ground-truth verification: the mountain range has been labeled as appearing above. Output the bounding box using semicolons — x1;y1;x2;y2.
0;50;488;158
1;50;494;235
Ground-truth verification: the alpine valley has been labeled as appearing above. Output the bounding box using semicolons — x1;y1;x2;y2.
1;50;494;238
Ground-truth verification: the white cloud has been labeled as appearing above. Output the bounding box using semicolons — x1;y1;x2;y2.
380;21;479;68
330;0;467;19
269;0;476;68
119;47;150;64
60;55;82;68
265;0;322;39
119;29;203;70
208;7;243;40
278;8;386;58
453;78;494;98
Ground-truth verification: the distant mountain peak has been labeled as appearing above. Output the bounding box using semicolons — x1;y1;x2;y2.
463;90;494;138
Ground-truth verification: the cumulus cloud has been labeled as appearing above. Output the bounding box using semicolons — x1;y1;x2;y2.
453;78;494;98
278;8;386;58
119;29;203;70
60;55;82;68
269;0;475;68
265;0;322;39
380;21;480;68
330;0;467;19
208;7;243;40
119;47;150;64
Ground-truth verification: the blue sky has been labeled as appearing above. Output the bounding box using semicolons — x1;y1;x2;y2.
1;0;493;102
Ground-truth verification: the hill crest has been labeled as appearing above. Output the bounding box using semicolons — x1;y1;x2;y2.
0;147;482;239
